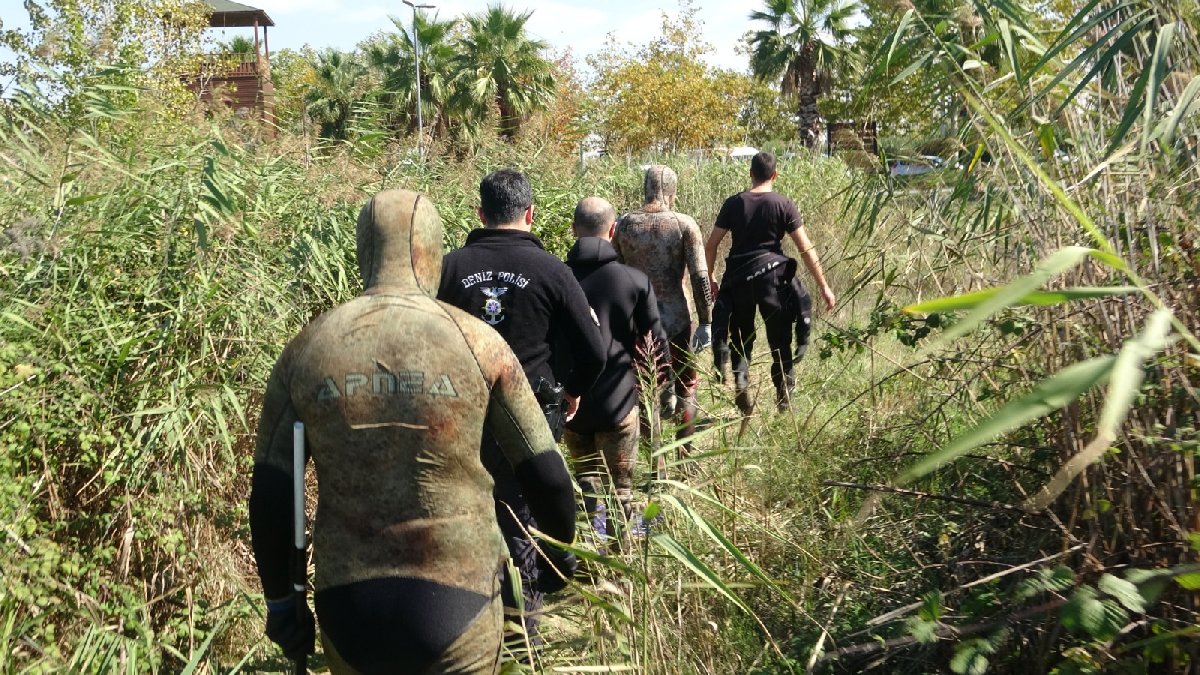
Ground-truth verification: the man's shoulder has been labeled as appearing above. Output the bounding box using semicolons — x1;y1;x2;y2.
721;191;747;206
759;190;799;211
615;259;652;289
599;259;652;297
673;211;700;231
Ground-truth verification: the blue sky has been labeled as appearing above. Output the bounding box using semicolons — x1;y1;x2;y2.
0;0;756;75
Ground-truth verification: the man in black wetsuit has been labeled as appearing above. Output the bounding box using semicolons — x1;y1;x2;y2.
249;189;577;674
437;169;607;649
563;197;669;547
704;152;836;413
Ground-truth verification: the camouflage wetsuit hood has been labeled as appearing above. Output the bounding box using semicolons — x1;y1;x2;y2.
250;190;575;673
613;166;713;449
613;165;713;338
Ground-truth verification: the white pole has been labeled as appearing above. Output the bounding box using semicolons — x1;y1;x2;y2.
403;0;435;158
292;421;306;567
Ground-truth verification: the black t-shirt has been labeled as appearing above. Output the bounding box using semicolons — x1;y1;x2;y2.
437;228;606;398
714;191;802;258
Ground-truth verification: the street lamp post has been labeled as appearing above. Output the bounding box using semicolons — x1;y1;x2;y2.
402;0;436;157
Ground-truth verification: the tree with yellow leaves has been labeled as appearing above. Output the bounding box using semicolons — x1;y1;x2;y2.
589;3;747;155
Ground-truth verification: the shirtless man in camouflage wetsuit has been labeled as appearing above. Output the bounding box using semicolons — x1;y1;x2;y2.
613;165;714;452
249;190;576;674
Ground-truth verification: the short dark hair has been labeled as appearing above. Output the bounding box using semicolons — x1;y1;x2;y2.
750;152;777;183
479;168;532;226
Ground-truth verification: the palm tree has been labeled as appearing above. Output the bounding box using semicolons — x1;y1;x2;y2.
304;48;368;141
748;0;864;148
451;5;555;139
366;13;457;139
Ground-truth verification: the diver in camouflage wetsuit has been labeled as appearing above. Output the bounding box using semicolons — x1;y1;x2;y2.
613;165;714;452
249;190;576;674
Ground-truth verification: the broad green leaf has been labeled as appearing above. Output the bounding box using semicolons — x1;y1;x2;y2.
1155;75;1200;148
1141;23;1177;153
892;53;932;85
887;10;916;68
906;616;939;644
1099;573;1146;613
1177;574;1200;591
904;286;1139;314
657;494;798;606
950;640;991;675
651;533;750;613
900;355;1116;483
1042;566;1075;592
1062;586;1110;636
1124;567;1174;604
1106;47;1153;157
999;19;1021;87
1027;310;1174;509
1097;309;1174;436
920;246;1105;349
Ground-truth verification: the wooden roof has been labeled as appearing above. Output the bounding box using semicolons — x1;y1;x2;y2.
204;0;275;27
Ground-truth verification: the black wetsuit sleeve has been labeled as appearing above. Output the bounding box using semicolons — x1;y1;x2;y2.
681;218;713;324
249;354;304;602
485;344;577;544
557;272;607;398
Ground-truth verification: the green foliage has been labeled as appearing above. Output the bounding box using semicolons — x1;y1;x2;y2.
451;5;556;140
588;4;747;154
1;0;1198;672
747;0;865;146
364;14;458;139
304;48;371;141
0;0;210;116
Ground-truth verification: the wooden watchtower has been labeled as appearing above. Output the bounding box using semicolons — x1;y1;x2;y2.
189;0;276;128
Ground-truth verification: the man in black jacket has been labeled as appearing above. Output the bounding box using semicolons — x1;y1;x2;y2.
704;152;836;413
564;197;669;547
438;169;607;650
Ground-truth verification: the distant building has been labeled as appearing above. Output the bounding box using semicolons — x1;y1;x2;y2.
826;121;878;156
188;0;275;129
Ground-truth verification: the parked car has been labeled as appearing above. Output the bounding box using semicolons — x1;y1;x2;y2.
889;155;947;177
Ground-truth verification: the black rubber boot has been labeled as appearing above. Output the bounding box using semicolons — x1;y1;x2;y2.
775;368;795;412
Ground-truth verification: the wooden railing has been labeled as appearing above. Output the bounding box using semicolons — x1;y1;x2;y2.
195;51;267;78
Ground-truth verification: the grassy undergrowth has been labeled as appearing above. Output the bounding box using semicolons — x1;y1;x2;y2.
2;11;1198;669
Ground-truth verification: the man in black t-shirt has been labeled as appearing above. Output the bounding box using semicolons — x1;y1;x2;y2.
703;152;836;413
438;169;607;651
564;197;669;547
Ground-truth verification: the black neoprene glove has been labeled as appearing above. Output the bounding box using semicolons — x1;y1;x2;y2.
536;546;578;594
265;597;315;661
